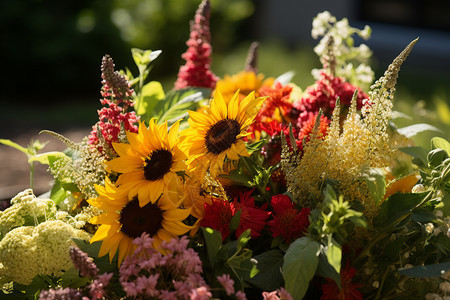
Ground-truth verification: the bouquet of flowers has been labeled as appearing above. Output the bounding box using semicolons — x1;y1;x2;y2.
1;1;449;299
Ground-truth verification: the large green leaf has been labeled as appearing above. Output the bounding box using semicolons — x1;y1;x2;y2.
374;192;427;228
316;250;341;288
399;146;429;168
134;81;165;121
283;236;320;300
154;87;211;124
246;249;284;291
397;123;442;138
202;227;222;267
399;262;450;278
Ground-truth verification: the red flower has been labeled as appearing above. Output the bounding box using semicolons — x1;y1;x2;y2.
250;82;294;134
174;0;218;89
321;263;363;300
200;190;270;240
268;195;310;243
293;71;368;127
200;198;233;241
88;55;139;158
231;189;270;239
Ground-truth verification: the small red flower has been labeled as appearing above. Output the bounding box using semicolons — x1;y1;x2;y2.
231;189;270;239
200;190;270;240
200;198;233;240
321;262;363;300
268;195;310;243
293;71;368;127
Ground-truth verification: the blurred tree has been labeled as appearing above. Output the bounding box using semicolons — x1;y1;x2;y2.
1;0;255;103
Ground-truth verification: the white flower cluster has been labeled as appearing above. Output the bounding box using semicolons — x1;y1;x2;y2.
311;11;374;89
0;220;90;285
0;190;92;285
0;189;56;239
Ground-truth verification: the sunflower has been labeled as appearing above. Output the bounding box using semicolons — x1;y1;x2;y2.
88;178;191;265
106;119;187;207
215;70;274;100
181;90;265;179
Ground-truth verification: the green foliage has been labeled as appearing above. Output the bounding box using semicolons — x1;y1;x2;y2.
282;236;320;300
245;249;284;291
361;168;386;205
374;192;426;228
399;262;450;278
201;228;256;290
0;139;58;190
154;88;211;126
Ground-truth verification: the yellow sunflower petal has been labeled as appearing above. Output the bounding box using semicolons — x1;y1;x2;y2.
117;236;132;266
162;220;191;235
90;212;119;225
106;156;143;173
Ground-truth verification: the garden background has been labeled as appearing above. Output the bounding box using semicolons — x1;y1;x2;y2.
1;0;449;202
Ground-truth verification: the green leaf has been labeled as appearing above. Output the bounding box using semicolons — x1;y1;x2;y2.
411;207;437;223
60;267;91;288
361;168;386;205
49;179;67;205
398;262;450;278
374;192;427;228
237;229;252;249
439;193;450;216
0;139;30;156
201;227;223;267
399;146;429;168
131;48;161;67
283;236;320;300
397;123;442;138
245;139;266;154
316;250;341;289
431;137;450;155
230;209;242;232
134;81;165;120
155;87;211;125
246;249;284;291
28;151;66;165
326;238;342;274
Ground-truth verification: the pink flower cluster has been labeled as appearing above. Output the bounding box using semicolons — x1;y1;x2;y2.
174;0;218;89
40;247;113;300
88;55;139;156
119;233;208;299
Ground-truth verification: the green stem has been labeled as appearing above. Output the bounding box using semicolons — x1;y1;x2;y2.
374;267;390;300
30;161;35;190
135;65;146;114
354;189;434;265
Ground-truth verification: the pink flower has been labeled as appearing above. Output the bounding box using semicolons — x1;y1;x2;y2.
190;286;212;300
236;291;248;300
217;274;235;296
136;274;159;297
262;291;280;300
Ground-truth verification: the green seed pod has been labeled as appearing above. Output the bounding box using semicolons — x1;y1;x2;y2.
427;148;448;167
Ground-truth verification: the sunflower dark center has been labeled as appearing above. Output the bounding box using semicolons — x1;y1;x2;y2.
143;149;173;181
205;119;241;154
119;197;164;238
